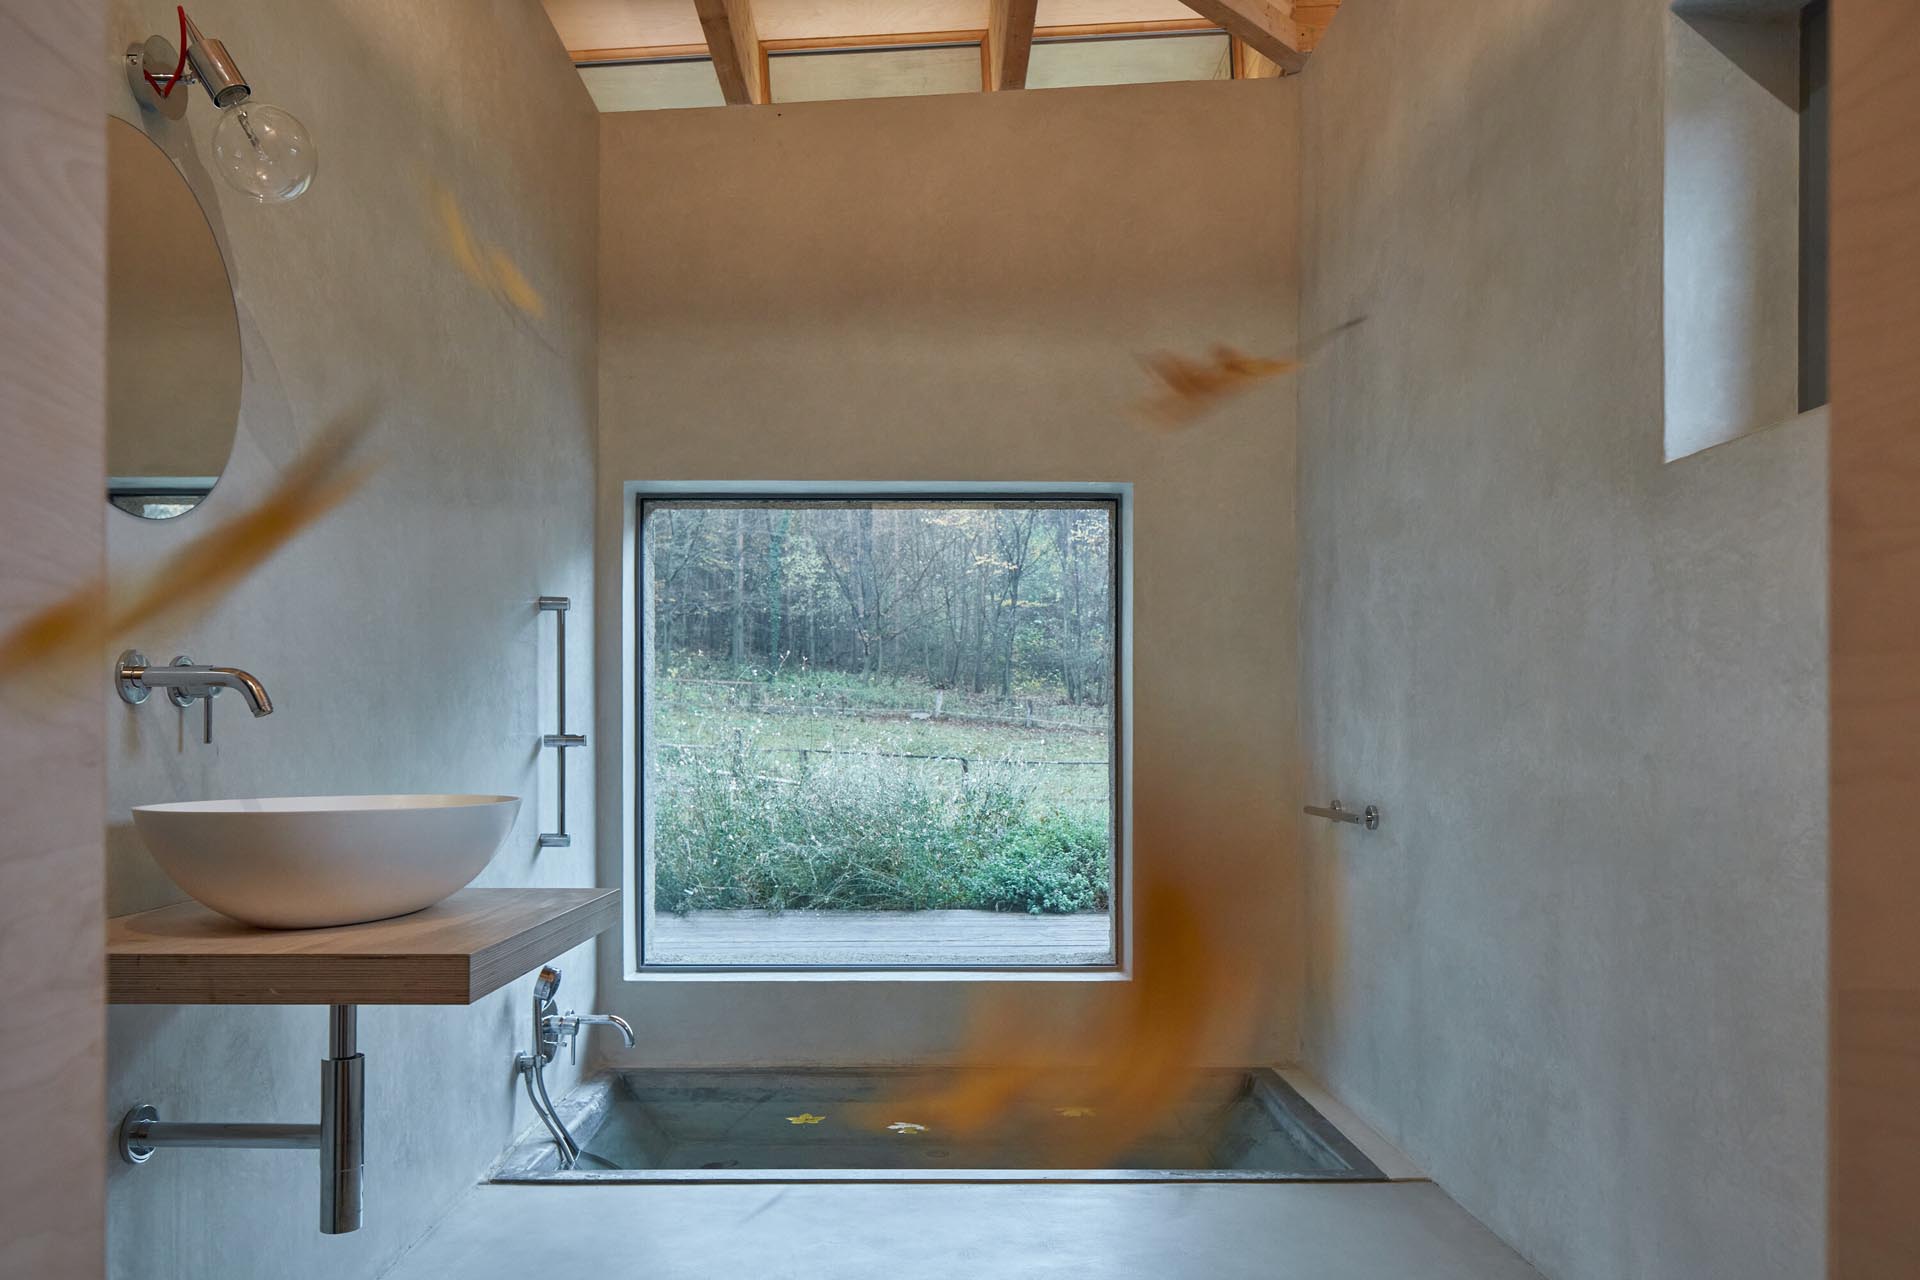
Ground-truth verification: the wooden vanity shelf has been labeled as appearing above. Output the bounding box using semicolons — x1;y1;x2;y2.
107;888;620;1005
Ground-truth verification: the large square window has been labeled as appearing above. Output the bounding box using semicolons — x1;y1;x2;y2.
635;495;1122;970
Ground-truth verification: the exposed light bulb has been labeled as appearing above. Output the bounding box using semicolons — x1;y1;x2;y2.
210;101;315;204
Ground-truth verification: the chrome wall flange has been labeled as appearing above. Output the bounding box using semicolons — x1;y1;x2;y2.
116;650;152;705
126;37;191;120
118;1104;161;1164
164;655;200;709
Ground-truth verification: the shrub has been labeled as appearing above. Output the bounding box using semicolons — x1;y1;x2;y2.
960;813;1111;915
652;751;1110;916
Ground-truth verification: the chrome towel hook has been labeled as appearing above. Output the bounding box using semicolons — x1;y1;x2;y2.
1304;800;1381;831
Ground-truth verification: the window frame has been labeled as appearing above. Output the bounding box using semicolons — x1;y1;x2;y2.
1797;0;1829;412
623;483;1132;981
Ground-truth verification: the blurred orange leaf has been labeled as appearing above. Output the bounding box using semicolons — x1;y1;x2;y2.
0;412;376;680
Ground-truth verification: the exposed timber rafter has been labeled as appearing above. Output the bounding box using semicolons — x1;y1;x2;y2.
988;0;1039;91
1177;0;1308;73
694;0;763;105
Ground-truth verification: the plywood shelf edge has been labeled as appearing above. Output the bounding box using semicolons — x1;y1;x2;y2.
107;887;621;1005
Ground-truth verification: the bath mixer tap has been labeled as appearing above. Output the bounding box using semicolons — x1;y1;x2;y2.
520;966;634;1066
515;966;632;1168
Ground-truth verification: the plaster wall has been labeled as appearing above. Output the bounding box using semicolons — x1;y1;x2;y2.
1297;3;1826;1279
594;78;1302;1066
101;4;599;1277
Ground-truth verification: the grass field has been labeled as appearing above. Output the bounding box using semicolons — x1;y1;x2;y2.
649;673;1114;916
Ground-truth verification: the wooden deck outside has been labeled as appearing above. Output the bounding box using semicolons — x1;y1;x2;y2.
647;908;1113;966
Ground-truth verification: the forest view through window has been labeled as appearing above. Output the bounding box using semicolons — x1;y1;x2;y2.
638;497;1120;968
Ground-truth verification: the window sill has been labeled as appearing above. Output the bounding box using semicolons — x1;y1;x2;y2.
1665;401;1829;466
623;966;1132;984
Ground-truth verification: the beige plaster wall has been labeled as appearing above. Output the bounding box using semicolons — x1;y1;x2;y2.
1298;2;1826;1278
100;3;599;1277
595;77;1302;1066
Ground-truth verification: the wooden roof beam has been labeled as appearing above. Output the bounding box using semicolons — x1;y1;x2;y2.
988;0;1039;91
694;0;763;104
1178;0;1308;73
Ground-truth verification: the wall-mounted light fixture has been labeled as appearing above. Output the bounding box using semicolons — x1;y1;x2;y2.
126;6;316;204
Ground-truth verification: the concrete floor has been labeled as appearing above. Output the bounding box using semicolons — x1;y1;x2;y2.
382;1182;1543;1279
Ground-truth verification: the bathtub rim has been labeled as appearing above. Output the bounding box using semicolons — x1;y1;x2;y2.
490;1067;1388;1184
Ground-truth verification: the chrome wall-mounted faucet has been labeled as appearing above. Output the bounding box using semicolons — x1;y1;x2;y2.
514;966;633;1168
541;1009;637;1066
117;649;272;743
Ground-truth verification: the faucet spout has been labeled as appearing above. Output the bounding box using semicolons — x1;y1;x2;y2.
117;653;273;715
569;1013;636;1048
163;666;273;716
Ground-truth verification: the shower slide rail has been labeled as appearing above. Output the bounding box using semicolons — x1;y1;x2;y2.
538;595;586;848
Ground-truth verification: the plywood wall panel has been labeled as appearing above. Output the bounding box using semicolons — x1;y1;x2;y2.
0;0;107;1274
1829;0;1920;1273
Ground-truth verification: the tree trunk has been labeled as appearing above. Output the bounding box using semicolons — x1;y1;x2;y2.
1056;509;1083;703
730;510;746;669
997;512;1035;698
765;509;790;678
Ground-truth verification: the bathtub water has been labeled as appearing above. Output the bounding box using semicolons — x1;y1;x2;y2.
491;1069;1384;1183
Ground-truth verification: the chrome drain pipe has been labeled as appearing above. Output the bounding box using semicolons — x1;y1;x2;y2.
319;1005;365;1233
118;1004;366;1234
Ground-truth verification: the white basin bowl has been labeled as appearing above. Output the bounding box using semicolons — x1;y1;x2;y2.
132;794;521;929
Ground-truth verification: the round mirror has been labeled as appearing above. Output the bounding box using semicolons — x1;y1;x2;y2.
107;117;243;519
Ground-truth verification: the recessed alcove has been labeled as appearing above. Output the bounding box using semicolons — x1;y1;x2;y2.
1663;0;1828;460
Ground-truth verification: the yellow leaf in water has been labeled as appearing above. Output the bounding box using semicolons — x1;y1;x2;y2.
786;1113;826;1126
1055;1107;1097;1119
887;1122;927;1135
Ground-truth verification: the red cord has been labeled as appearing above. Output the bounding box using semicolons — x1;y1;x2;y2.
143;6;190;99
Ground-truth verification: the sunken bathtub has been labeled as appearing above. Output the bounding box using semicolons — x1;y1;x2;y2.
491;1068;1385;1184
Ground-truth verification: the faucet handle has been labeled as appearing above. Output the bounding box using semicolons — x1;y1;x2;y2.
163;656;199;708
538;1011;582;1063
